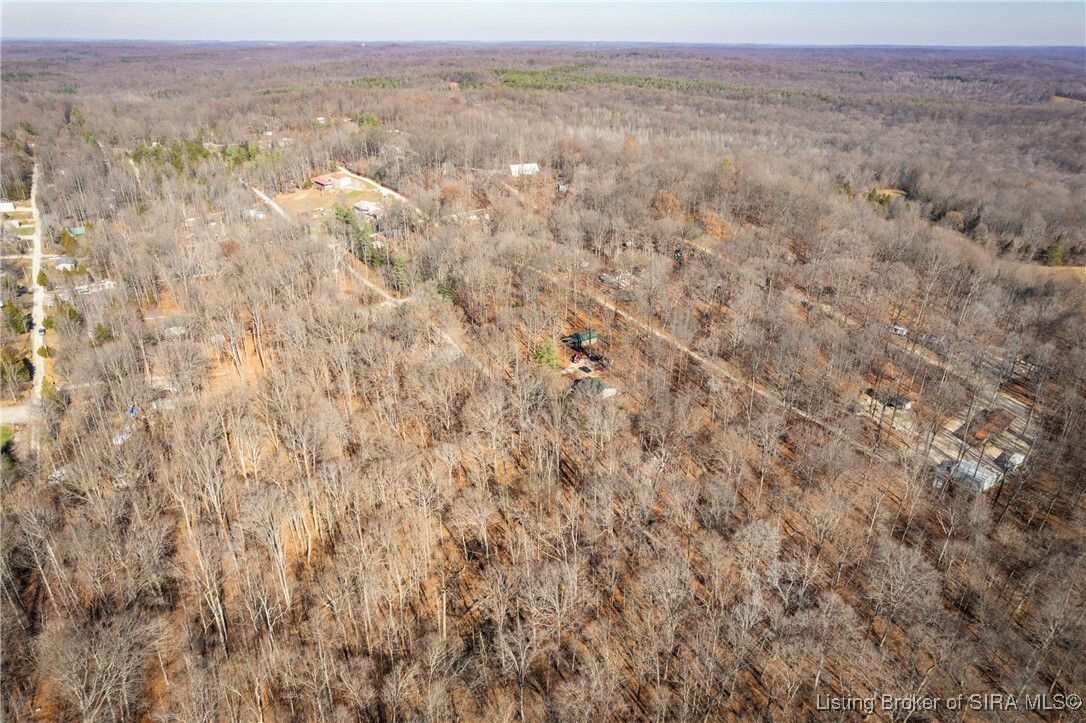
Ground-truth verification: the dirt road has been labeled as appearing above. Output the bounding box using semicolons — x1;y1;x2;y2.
249;185;290;220
1;165;46;450
0;405;31;425
30;164;45;407
335;167;412;205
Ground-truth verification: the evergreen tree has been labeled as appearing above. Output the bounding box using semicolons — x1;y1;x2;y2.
393;253;410;293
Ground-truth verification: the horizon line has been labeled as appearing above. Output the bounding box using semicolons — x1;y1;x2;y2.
3;37;1084;49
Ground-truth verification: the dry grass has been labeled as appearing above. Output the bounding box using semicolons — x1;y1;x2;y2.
873;188;907;198
276;185;384;217
1036;264;1086;280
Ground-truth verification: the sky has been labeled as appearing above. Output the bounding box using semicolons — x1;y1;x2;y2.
1;1;1083;46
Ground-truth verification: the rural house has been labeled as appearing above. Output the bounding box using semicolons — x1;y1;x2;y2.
354;199;383;219
312;172;352;190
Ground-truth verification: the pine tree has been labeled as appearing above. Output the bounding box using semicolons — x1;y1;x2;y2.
393;254;410;294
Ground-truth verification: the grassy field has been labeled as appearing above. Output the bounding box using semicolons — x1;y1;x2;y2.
0;425;15;447
1037;264;1086;279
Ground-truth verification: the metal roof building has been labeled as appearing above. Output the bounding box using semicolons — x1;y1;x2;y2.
510;163;540;177
936;459;1002;492
566;329;598;349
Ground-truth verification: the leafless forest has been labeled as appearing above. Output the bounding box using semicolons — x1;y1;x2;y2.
1;41;1084;721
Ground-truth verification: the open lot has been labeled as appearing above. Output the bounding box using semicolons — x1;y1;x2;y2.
275;182;384;218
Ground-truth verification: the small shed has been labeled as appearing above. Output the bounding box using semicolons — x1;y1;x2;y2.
67;226;86;237
566;329;598;349
0;202;15;213
510;163;540;177
867;388;913;410
572;377;605;396
598;272;632;289
572;377;617;399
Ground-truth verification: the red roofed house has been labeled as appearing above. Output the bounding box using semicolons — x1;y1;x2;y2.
312;172;353;190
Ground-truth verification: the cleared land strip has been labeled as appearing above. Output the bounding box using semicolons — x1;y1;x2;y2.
335;249;489;375
249;185;291;220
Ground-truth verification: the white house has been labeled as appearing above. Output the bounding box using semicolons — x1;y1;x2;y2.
354;200;383;218
510;163;540;177
0;201;15;213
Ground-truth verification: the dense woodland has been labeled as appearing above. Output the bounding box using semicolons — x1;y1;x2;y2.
1;42;1085;721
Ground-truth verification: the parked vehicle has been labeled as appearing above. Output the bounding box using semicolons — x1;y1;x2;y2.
995;451;1026;471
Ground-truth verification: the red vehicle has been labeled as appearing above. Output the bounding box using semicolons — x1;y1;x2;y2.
572;352;586;364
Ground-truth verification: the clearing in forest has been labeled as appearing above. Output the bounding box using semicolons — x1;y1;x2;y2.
276;182;385;217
